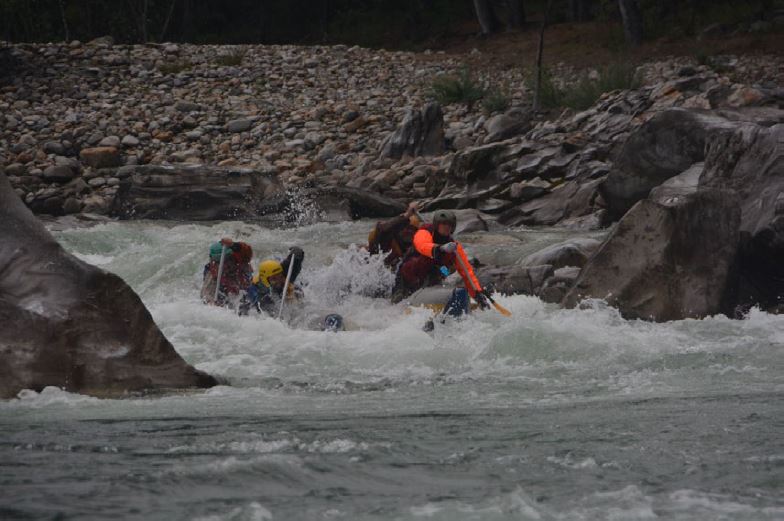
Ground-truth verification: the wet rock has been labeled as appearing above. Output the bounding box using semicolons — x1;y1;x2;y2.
600;109;736;218
111;164;283;220
540;266;581;304
379;102;445;159
477;264;554;296
522;238;601;270
563;188;741;321
701;122;784;312
0;172;216;399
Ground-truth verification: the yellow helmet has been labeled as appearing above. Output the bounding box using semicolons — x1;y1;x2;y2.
255;259;283;287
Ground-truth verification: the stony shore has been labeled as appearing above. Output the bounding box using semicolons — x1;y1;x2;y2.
0;40;781;219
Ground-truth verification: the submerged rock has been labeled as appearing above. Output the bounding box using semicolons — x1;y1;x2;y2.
0;172;217;399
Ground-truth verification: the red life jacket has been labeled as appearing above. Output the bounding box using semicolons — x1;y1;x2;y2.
397;224;482;297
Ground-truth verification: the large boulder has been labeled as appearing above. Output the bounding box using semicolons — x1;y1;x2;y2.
562;187;741;321
0;173;217;399
379;102;445;159
111;164;284;220
701;122;784;311
599;109;736;218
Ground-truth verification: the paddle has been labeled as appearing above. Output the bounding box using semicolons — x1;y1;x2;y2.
454;242;512;317
213;245;227;304
277;254;296;319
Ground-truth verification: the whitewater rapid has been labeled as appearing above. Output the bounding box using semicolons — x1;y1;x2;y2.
1;219;782;520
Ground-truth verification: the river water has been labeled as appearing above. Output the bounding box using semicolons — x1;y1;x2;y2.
1;220;783;520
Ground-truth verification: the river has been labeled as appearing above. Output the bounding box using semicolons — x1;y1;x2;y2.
1;220;782;520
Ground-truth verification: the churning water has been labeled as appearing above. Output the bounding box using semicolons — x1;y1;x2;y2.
1;220;782;520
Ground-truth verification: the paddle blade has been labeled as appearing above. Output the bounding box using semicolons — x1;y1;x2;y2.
491;300;512;317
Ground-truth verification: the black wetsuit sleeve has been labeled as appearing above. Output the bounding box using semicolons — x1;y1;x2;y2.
280;249;304;285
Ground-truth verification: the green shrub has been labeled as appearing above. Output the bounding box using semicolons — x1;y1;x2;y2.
428;67;485;109
482;88;511;114
526;67;564;110
215;50;246;66
159;60;192;74
530;61;641;111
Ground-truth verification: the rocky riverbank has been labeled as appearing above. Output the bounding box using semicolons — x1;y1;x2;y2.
1;40;781;220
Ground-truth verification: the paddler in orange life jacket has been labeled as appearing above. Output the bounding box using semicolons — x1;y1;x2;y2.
392;210;491;310
367;202;422;269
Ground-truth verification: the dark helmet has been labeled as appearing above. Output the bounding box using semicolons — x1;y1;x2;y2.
432;210;457;229
322;314;345;332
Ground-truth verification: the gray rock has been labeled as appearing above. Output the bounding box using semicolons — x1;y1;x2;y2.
111;164;283;220
121;135;140;147
484;107;532;143
477;264;554;296
600;109;736;218
174;100;201;112
42;141;66;155
0;172;216;399
522;238;602;270
42;164;77;183
539;266;581;304
226;118;253;133
701;121;784;312
99;135;121;148
62;196;82;214
379;102;445;159
563;188;741;321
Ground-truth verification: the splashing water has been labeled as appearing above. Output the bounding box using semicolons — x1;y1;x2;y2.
1;219;782;521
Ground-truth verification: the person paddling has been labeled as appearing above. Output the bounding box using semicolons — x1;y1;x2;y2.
367;201;423;269
391;210;491;313
201;238;253;306
241;246;305;316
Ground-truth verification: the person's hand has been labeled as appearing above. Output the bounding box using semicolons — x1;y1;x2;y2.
440;242;457;254
475;290;491;310
404;201;420;218
220;237;233;247
289;246;304;259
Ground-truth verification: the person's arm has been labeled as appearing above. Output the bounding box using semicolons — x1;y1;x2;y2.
280;247;305;284
413;228;437;258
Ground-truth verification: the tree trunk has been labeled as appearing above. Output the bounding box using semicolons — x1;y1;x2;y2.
58;0;70;41
618;0;643;47
473;0;500;35
507;0;526;28
569;0;593;21
533;0;553;112
140;0;148;43
160;0;177;42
